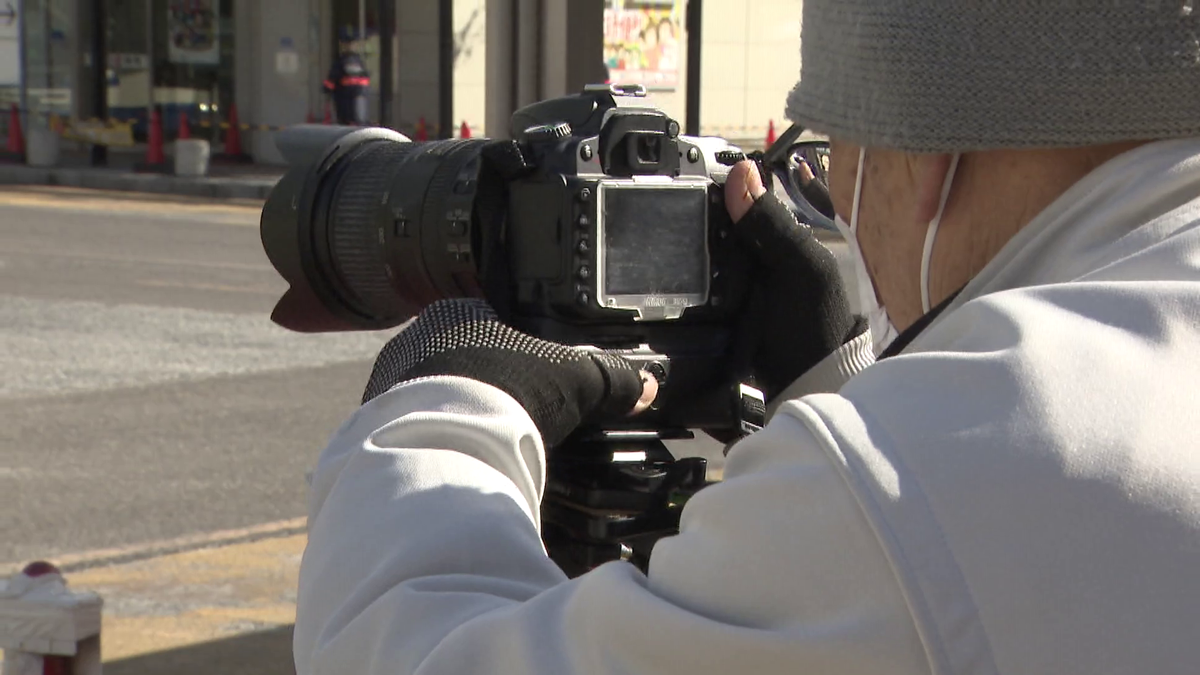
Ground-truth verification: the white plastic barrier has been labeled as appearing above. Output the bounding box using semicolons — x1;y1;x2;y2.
174;139;211;177
25;128;61;168
0;562;102;675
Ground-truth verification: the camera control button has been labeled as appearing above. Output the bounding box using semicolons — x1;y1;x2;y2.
646;361;668;384
577;265;591;280
715;150;747;166
577;239;589;254
576;291;591;306
449;220;468;236
577;213;590;229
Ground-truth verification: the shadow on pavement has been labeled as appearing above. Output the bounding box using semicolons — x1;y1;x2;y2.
105;626;296;675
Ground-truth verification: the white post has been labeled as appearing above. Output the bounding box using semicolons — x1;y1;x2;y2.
0;562;103;675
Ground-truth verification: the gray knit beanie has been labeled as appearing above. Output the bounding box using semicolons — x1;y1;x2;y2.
786;0;1200;153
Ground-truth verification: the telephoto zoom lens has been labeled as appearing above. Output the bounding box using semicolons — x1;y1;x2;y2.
261;126;490;332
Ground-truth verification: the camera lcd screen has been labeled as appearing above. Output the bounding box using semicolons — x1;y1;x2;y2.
601;186;708;296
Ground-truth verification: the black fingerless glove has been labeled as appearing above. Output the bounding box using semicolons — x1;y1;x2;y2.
363;299;646;447
734;193;867;401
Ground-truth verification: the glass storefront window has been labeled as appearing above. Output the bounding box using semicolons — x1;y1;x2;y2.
22;0;76;125
0;0;21;116
105;0;152;134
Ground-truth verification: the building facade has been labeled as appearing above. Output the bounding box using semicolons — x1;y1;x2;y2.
1;0;803;165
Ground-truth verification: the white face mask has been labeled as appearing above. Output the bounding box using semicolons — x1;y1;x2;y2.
833;147;960;355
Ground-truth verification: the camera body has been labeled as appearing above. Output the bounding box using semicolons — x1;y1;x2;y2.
503;85;749;334
492;85;758;432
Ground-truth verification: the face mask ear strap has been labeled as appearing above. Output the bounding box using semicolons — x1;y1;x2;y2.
850;147;867;234
920;153;961;314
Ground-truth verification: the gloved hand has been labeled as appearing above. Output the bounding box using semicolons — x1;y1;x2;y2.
726;161;866;401
362;299;656;447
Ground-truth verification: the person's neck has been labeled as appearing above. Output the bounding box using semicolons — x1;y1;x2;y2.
932;140;1149;303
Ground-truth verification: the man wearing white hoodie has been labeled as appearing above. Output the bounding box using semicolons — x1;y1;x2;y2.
293;2;1200;674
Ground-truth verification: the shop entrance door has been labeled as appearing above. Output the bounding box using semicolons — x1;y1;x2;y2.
106;0;236;142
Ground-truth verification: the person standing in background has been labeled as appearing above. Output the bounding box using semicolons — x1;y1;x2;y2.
323;28;371;126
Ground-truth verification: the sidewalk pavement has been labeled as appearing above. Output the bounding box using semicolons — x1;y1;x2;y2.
2;526;305;675
0;150;283;201
71;533;304;675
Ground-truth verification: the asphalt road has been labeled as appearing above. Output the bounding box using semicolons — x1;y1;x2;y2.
0;185;853;570
0;187;396;567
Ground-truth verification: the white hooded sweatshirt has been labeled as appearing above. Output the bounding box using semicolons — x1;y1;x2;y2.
294;139;1200;675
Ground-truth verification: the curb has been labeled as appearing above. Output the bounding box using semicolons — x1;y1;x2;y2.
0;164;280;201
1;518;309;577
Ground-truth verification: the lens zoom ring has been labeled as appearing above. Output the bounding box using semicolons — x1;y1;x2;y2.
329;142;415;316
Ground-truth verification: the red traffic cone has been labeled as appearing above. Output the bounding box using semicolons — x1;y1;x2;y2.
323;100;332;125
178;111;191;140
213;103;252;163
765;119;777;148
415;116;428;141
459;120;471;138
134;108;167;172
146;108;165;165
4;103;25;161
223;103;243;156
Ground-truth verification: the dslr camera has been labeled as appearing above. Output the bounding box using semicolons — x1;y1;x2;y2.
261;84;772;575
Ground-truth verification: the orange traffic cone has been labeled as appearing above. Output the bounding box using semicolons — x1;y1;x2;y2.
145;108;165;164
134;108;167;172
223;103;243;156
178;111;191;140
459;120;471;138
765;119;777;148
415;116;428;141
213;103;252;163
3;103;25;162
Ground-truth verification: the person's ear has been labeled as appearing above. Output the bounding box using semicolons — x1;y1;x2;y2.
913;153;955;223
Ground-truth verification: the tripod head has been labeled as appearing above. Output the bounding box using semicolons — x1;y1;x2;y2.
541;386;765;577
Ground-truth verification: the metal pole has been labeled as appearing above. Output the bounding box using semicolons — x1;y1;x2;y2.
43;0;50;103
145;0;154;132
91;0;108;165
684;0;701;136
514;0;536;108
437;0;452;138
18;0;28;126
377;0;392;127
484;0;514;138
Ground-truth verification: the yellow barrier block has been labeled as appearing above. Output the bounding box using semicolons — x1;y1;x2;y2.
64;119;136;148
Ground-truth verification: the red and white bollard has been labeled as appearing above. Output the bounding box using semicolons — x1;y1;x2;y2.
0;561;102;675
